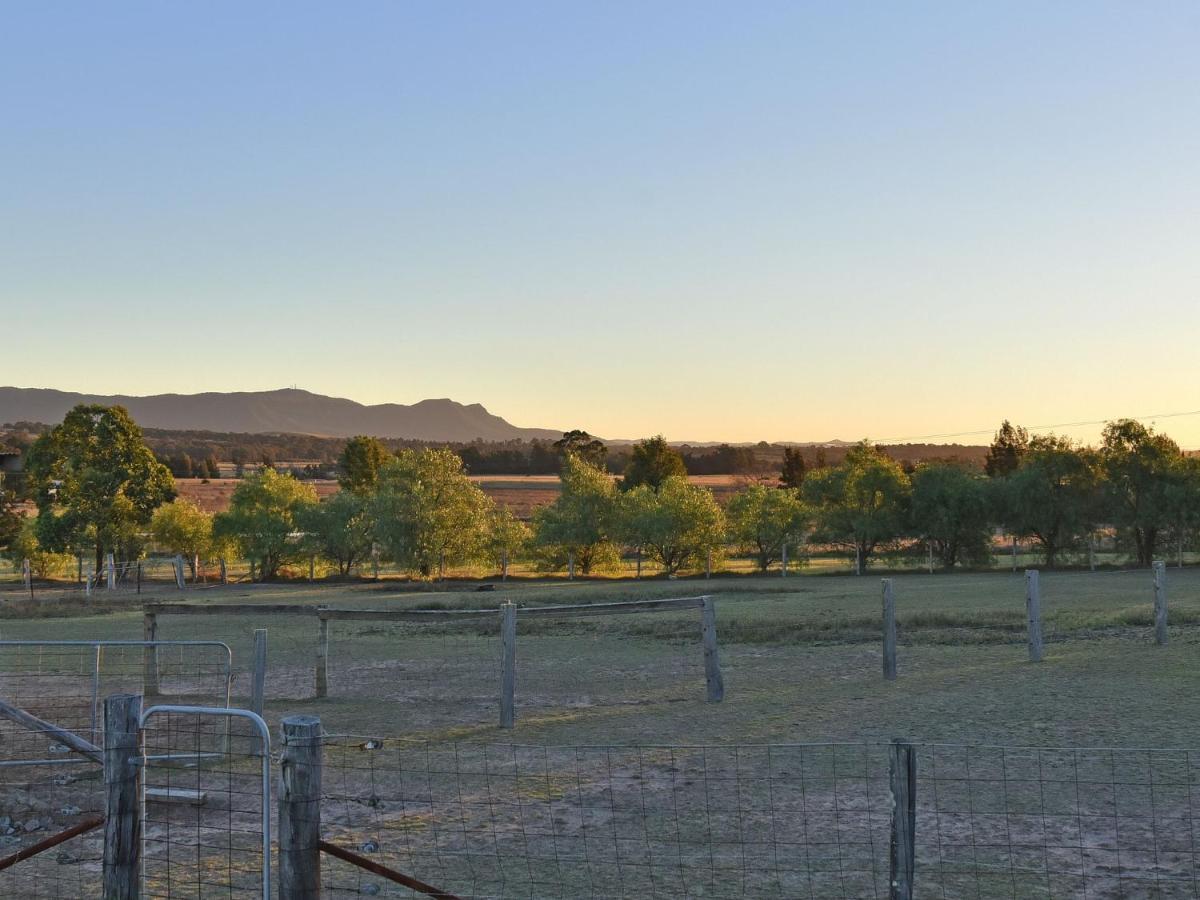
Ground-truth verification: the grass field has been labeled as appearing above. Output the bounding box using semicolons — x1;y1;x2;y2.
2;567;1197;751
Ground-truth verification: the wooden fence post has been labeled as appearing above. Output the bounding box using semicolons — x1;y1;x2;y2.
567;551;575;581
251;629;268;716
882;579;897;681
500;603;516;729
103;693;142;900
309;556;315;583
1025;569;1043;662
106;553;116;590
219;557;228;585
501;549;508;582
781;541;788;578
1153;560;1168;645
173;555;185;590
22;558;31;591
278;714;322;900
888;740;916;900
315;613;329;699
702;596;724;702
143;611;160;697
706;548;712;580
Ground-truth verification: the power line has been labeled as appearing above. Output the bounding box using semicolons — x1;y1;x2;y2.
869;408;1200;445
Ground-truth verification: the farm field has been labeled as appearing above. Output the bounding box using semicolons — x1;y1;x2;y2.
2;567;1197;750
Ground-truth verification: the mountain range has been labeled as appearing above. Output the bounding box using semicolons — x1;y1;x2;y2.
0;387;563;443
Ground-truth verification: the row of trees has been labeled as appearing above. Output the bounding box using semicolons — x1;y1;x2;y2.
6;406;1200;580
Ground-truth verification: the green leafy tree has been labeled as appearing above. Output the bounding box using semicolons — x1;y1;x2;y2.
621;435;687;492
909;463;995;570
553;430;608;470
779;448;807;488
1164;456;1200;562
24;404;175;571
985;421;1029;477
1002;435;1098;567
338;435;391;495
370;448;493;577
725;484;809;572
802;441;910;570
617;476;724;575
1099;419;1185;566
213;468;317;580
532;453;619;574
486;507;532;574
151;499;214;578
7;517;75;579
0;484;21;552
300;490;374;576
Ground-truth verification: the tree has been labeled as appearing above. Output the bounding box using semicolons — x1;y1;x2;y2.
553;430;608;470
802;441;910;570
24;404;175;571
338;435;391;495
1164;457;1200;563
1002;435;1097;567
370;448;493;577
203;455;221;479
486;507;531;575
151;499;214;578
0;483;20;552
725;484;809;572
7;517;75;579
985;421;1029;477
909;463;994;570
301;490;374;576
213;468;317;580
532;453;619;574
1099;419;1185;566
617;476;724;575
779;448;807;488
621;436;686;492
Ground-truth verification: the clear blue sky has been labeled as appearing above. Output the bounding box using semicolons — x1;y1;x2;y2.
3;2;1198;445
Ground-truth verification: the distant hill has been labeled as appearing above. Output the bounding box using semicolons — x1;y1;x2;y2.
0;387;564;442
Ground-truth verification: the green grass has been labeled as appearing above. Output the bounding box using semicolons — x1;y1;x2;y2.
2;567;1197;751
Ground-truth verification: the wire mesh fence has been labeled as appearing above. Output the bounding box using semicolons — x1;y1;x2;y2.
140;707;270;899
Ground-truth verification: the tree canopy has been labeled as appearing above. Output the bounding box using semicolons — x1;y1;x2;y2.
909;463;994;569
531;453;619;574
621;436;687;492
985;421;1029;477
370;448;493;577
1002;435;1098;567
617;476;724;574
553;430;608;470
1099;419;1185;566
24;404;175;570
725;484;808;572
301;490;375;576
213;468;317;580
337;435;391;494
802;441;910;570
150;499;214;578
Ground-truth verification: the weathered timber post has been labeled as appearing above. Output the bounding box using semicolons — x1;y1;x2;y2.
1153;560;1168;645
106;553;116;590
500;603;516;729
251;629;268;716
371;546;379;581
103;693;143;900
781;541;788;578
567;551;575;581
142;611;160;696
308;555;315;583
501;549;508;582
636;548;642;579
315;613;329;699
927;541;934;575
888;740;916;900
882;579;897;681
1025;569;1043;662
278;714;322;899
173;555;185;590
84;566;92;598
706;548;712;580
192;553;200;584
855;544;862;576
701;596;724;702
21;558;31;591
219;557;228;585
250;559;257;583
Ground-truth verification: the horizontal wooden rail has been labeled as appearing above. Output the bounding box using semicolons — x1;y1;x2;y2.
0;815;105;873
0;699;103;764
144;603;322;616
512;595;707;618
318;607;500;622
319;840;462;899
